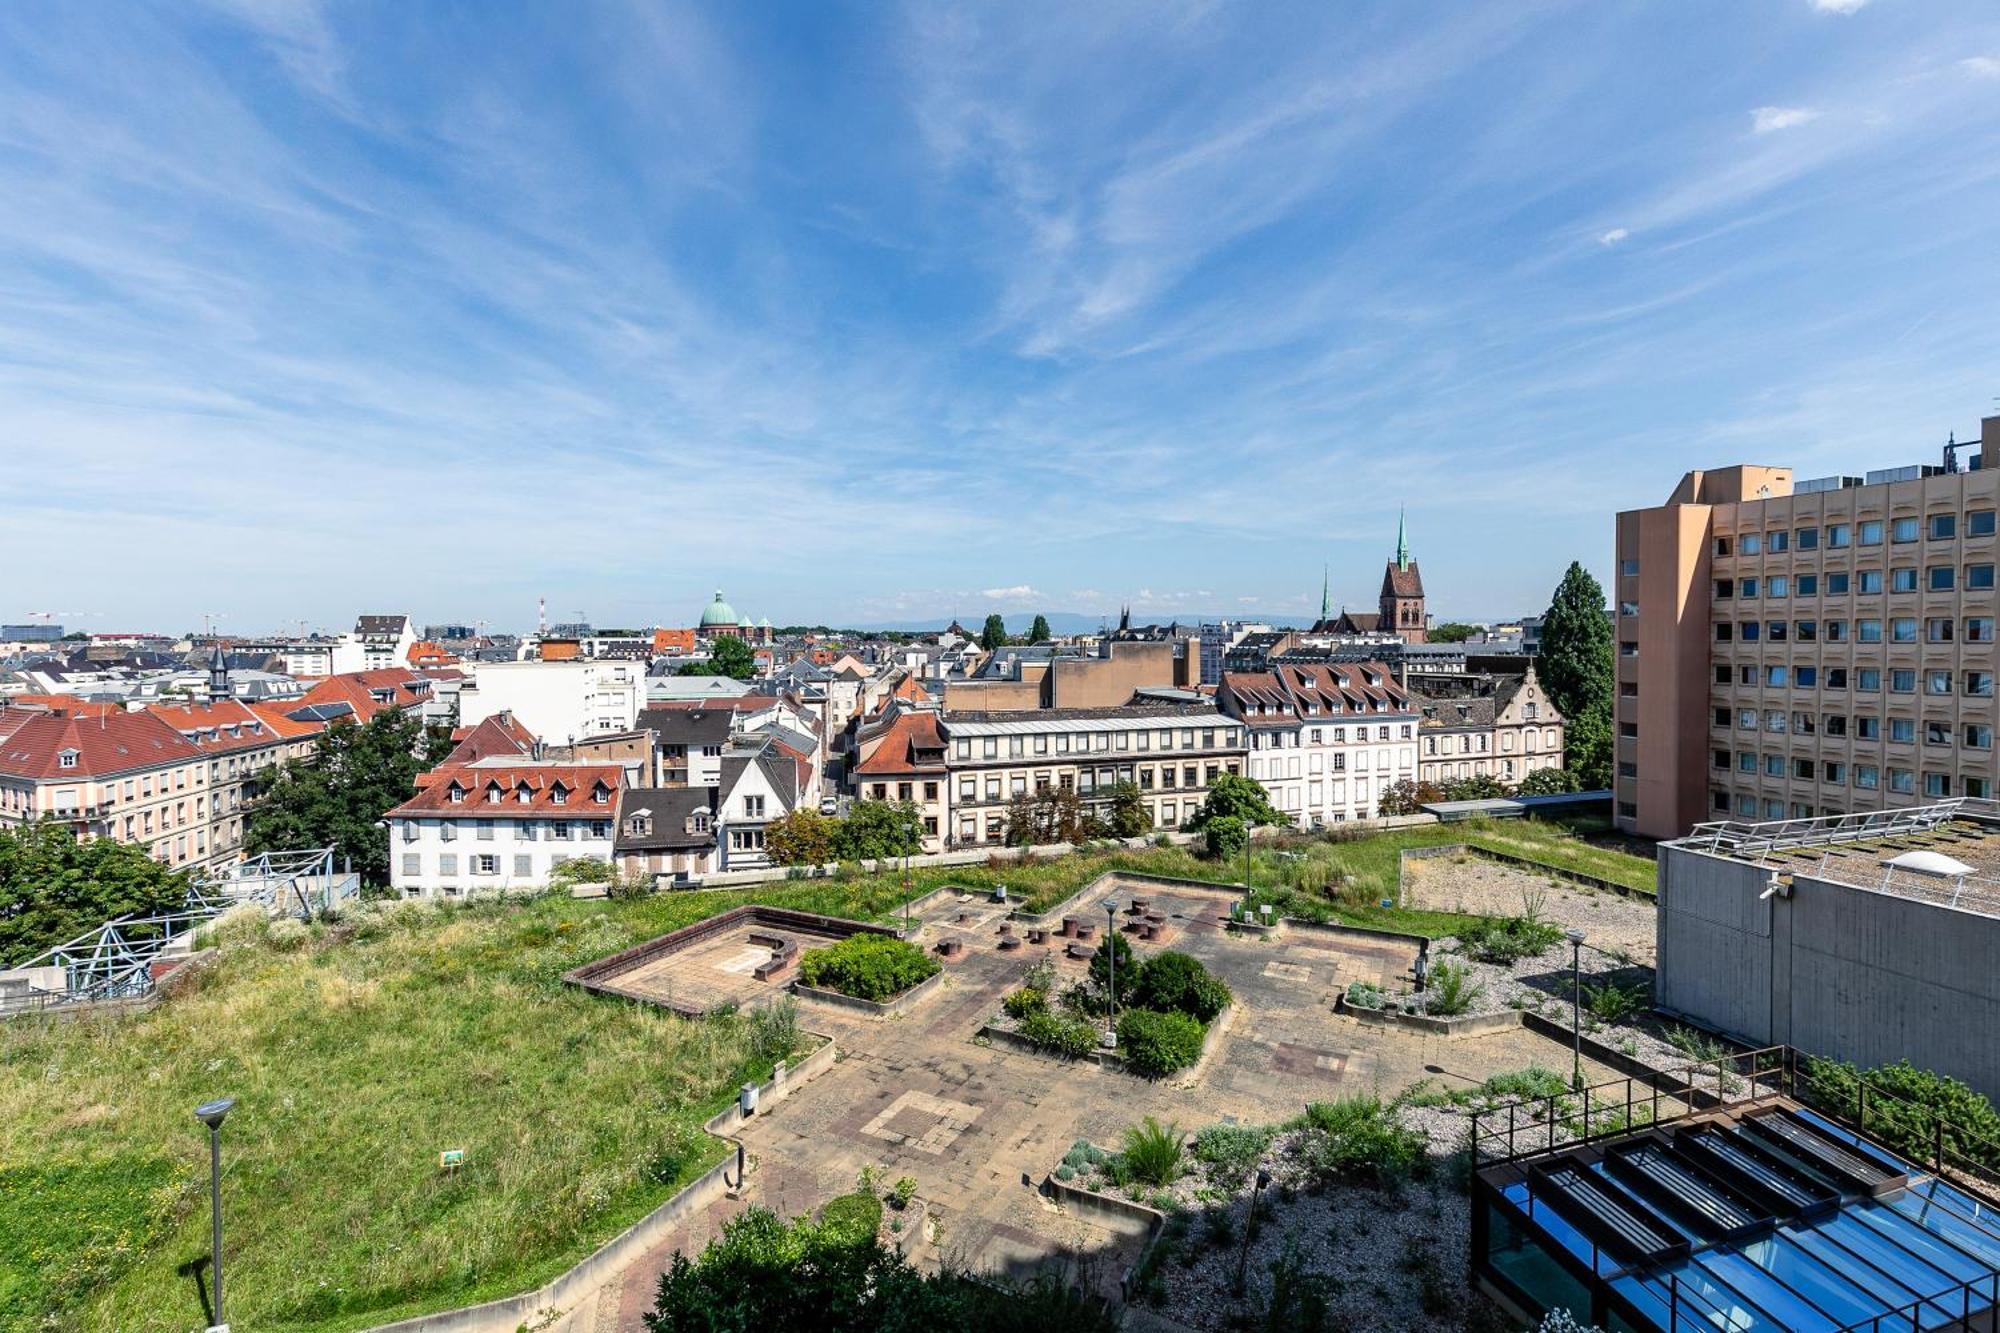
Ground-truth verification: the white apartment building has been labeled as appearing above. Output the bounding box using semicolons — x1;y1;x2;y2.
384;759;622;897
1217;663;1420;825
331;615;418;675
458;660;642;743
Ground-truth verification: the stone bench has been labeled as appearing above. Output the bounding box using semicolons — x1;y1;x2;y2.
1066;942;1096;962
1072;924;1096;942
1026;927;1048;945
936;939;965;960
749;934;796;982
1059;917;1079;937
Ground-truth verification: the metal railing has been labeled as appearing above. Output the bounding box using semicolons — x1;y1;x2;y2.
1672;798;2000;861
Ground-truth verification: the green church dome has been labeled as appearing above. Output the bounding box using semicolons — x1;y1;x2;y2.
699;590;739;627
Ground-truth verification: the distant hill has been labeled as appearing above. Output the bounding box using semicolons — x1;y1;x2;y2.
845;611;1323;637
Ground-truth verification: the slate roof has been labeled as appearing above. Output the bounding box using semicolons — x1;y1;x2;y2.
638;706;734;748
614;787;718;852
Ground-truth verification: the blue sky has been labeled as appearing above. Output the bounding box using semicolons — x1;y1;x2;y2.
4;1;2000;636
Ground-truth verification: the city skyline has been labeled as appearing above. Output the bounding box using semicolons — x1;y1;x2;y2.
5;2;2000;628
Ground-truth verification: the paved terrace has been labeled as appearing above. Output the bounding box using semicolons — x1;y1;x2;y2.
567;873;1623;1332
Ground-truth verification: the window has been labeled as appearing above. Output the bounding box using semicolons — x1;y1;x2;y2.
438;853;459;875
1740;621;1760;642
1826;572;1850;594
1823;761;1846;783
1890;718;1915;743
1889;768;1915;794
1892;617;1917;643
476;819;495;841
1715;622;1734;642
1927;670;1953;696
1768;620;1788;641
1855;766;1879;790
1796;666;1818;687
1713;749;1730;770
1798;526;1821;550
1860;520;1883;546
1765;665;1788;687
1930;514;1957;540
1619;558;1640;576
1858;570;1883;593
1715;536;1733;556
1857;716;1881;739
1827;668;1848;689
1714;664;1731;685
474;854;498;875
1892;517;1919;543
513;854;532;876
1825;619;1848;642
1741;577;1760;598
1968;564;1996;590
1796;619;1817;642
1715;579;1734;599
1620;640;1638;657
1967;724;1993;750
1736;751;1756;773
1740;534;1761;556
1768;576;1789;598
1828;523;1851;548
1891;669;1916;693
1966;671;1995;698
1970;509;1996;537
1925;773;1952;798
401;853;420;878
1796;574;1817;596
57;750;77;770
1768;530;1789;553
1892;568;1918;592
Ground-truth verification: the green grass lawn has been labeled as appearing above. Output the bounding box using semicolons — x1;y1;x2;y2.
0;819;1653;1332
0;878;912;1333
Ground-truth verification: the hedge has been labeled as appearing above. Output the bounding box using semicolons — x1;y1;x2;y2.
796;934;940;1001
1116;1008;1205;1079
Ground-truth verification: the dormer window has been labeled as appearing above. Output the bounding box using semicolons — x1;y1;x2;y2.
550;783;569;805
58;748;79;770
486;783;503;803
592;783;611;805
516;784;533;803
448;782;465;803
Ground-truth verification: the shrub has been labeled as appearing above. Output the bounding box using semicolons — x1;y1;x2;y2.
1582;979;1651;1025
891;1176;918;1209
1803;1058;2000;1173
1002;986;1048;1020
1086;931;1138;1005
816;1191;883;1246
748;997;800;1064
1454;914;1564;964
1423;960;1483;1017
1019;1007;1100;1059
1191;1124;1273;1193
1117;1008;1205;1079
1292;1095;1427;1186
1120;1116;1184;1187
1132;951;1232;1023
1479;1066;1570;1104
1343;979;1386;1010
796;934;940;1001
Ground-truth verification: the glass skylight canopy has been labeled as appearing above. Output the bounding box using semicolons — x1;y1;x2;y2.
1476;1104;2000;1332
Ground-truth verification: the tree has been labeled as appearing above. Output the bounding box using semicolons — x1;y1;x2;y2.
764;809;839;866
1105;782;1152;838
1376;778;1444;817
1429;622;1478;643
1003;787;1088;846
1186;772;1284;835
832;800;924;861
244;710;434;886
0;821;191;963
1515;767;1583;796
1202;815;1248;859
1439;774;1509;802
1539;562;1615;789
1087;930;1137;1006
1026;614;1052;645
979;614;1008;651
685;635;756;681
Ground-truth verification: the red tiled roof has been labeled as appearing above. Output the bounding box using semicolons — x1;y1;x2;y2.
245;702;326;741
853;710;948;776
297;669;434;723
0;693;123;718
146;699;292;755
388;762;624;819
0;709;204;780
442;712;537;765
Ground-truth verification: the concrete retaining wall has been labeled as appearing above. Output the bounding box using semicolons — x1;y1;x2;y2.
1336;996;1525;1037
563;904;895;1015
703;1035;839;1135
790;965;947;1019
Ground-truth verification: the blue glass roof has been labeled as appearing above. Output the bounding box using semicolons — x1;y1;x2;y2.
1499;1106;2000;1332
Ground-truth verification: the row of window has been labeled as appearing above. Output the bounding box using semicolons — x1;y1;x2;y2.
1250;724;1408;748
956;762;1241;803
1717;616;1997;644
1717;510;1998;556
1716;708;1996;744
1717;565;1996;599
952;726;1245;761
1714;770;1994;817
1715;665;1996;696
398;818;612;841
400;852;606;880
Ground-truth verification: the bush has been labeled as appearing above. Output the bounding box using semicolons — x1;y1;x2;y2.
1582;979;1651;1025
892;1176;918;1209
797;934;940;1001
1002;986;1049;1020
1343;979;1386;1011
1202;815;1249;859
1292;1095;1428;1186
1087;931;1137;1006
1423;960;1483;1017
817;1191;884;1246
1454;914;1563;964
1480;1066;1570;1103
1132;951;1232;1023
1803;1058;2000;1174
1117;1008;1205;1079
1191;1124;1273;1193
1019;1007;1100;1059
748;997;800;1064
1120;1116;1184;1188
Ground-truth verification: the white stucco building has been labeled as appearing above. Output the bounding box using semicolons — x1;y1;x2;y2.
384;759;624;897
458;660;642;743
1217;662;1420;825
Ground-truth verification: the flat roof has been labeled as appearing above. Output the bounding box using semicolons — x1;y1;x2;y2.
1668;799;2000;920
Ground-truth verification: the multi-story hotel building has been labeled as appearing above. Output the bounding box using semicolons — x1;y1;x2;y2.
1614;416;1998;839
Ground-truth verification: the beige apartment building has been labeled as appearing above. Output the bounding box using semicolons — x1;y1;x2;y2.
1614;416;1999;839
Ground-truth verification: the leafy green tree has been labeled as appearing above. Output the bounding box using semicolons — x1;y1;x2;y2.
832;800;924;861
1026;614;1052;644
1515;767;1584;796
1003;787;1088;846
1202;814;1248;859
1439;774;1509;801
244;710;435;886
1087;930;1137;1006
1376;778;1443;816
0;821;191;962
1105;781;1152;837
1538;562;1614;789
685;635;757;681
1429;622;1478;643
1187;772;1284;834
979;614;1008;651
764;809;839;866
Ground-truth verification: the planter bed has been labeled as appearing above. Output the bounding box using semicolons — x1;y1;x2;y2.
1333;993;1525;1037
791;966;948;1018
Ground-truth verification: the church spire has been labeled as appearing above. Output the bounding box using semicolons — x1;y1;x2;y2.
1319;565;1330;621
1395;507;1410;571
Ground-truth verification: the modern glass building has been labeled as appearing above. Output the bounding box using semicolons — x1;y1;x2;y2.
1475;1099;2000;1331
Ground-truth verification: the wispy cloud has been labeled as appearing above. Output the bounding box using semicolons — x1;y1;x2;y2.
1751;105;1820;134
1597;227;1630;246
1810;0;1869;13
1962;56;2000;79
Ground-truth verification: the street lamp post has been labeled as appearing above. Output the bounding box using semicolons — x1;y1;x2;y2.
902;820;918;937
194;1097;235;1332
1564;928;1587;1092
1103;898;1120;1047
1233;1168;1272;1294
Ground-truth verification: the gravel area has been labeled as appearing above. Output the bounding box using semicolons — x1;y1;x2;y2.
1402;856;1656;964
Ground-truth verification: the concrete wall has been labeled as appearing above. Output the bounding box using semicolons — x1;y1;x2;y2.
1657;843;2000;1098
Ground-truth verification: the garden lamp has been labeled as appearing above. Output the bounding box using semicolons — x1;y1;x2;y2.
1102;898;1120;1046
194;1097;235;1332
